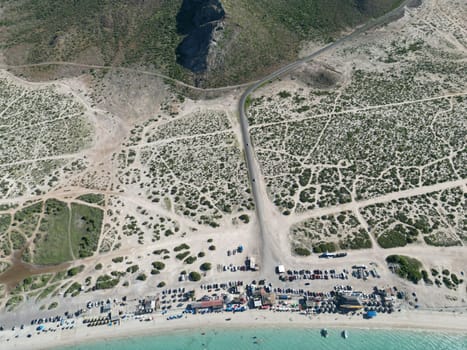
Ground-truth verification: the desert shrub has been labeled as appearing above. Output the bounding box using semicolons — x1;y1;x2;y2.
239;214;250;223
294;247;311;256
67;265;84;277
136;273;147;281
386;255;422;284
173;243;190;252
200;262;212;271
176;251;190;260
184;256;197;264
95;275;119;289
152;261;165;270
189;271;201;281
312;242;337;253
126;265;139;273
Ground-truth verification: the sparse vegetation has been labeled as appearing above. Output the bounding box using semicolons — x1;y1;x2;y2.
95;275;119;290
189;271;201;282
294;247;311;256
184;256;197;265
386;255;423;284
173;243;190;252
152;261;165;271
126;265;139;274
176;251;190;260
200;262;212;271
136;273;147;281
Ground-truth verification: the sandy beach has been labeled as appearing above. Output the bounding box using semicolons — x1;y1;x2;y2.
1;308;466;350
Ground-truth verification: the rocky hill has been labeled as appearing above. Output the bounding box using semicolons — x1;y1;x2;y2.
0;0;403;87
176;0;225;73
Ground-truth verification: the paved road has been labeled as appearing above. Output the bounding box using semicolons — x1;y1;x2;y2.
237;0;411;273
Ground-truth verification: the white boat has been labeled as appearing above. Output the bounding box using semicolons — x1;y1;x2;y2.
342;330;348;339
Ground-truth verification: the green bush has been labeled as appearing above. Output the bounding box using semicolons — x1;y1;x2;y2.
64;282;82;297
153;249;169;255
443;277;455;289
239;214;250;223
126;265;139;274
377;230;407;248
451;273;461;285
208;245;216;251
312;242;337;253
136;273;147;281
176;251;190;260
294;247;311;256
421;270;433;284
278;91;292;98
184;256;197;264
173;243;190;252
67;265;84;277
95;275;119;290
152;261;165;270
95;263;103;270
200;262;212;271
48;302;58;310
189;271;201;281
157;281;166;288
112;257;124;263
386;255;422;284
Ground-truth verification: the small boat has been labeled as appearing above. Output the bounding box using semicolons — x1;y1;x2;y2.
320;328;328;338
342;330;348;339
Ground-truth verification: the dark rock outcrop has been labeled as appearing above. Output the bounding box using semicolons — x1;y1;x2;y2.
176;0;225;73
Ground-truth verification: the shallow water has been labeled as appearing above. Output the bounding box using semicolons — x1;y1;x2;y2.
62;327;467;350
0;250;69;291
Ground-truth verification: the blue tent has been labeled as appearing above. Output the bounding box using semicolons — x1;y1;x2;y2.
366;311;377;319
36;325;45;331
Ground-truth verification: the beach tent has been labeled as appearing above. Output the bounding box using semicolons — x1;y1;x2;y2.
366;311;377;319
36;325;45;331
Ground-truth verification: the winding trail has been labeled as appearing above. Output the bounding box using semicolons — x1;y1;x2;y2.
0;62;257;93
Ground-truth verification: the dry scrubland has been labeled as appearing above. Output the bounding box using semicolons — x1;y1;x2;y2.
0;64;255;314
248;0;466;254
0;0;465;319
0;73;92;199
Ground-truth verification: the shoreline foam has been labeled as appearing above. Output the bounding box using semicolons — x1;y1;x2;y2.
2;308;466;350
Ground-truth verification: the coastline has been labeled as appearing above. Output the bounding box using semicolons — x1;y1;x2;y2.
2;309;466;350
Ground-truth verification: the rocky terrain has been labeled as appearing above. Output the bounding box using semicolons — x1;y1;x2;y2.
176;0;226;74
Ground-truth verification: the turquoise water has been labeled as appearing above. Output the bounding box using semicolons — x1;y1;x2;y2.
63;328;467;350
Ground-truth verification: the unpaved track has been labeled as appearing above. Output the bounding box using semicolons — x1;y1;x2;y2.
290;179;467;225
0;62;257;93
238;0;412;272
